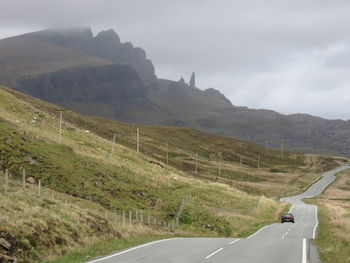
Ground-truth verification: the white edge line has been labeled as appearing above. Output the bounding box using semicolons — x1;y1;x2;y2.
302;238;307;263
205;247;224;260
313;206;318;239
86;238;179;263
247;224;276;239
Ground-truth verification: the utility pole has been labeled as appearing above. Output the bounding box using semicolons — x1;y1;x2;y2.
280;140;284;159
56;109;66;144
218;157;221;182
136;127;140;153
109;132;117;163
195;151;198;174
166;141;169;165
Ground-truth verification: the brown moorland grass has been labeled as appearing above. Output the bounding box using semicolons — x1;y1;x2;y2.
312;170;350;263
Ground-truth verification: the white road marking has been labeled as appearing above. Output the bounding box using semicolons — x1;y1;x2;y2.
205;248;224;260
228;239;240;245
86;238;179;263
313;206;318;239
302;238;307;263
247;224;276;239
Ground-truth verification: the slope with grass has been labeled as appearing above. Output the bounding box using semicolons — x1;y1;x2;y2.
0;86;346;263
2;86;345;198
0;177;173;263
311;170;350;263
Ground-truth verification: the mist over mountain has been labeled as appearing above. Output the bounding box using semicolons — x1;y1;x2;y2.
1;27;350;157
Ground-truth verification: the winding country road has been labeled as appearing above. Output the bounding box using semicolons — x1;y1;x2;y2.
87;165;349;263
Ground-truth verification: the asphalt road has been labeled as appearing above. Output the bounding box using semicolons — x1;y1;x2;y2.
87;165;349;263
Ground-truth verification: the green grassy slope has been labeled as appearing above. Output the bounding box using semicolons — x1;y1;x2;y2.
2;86;344;197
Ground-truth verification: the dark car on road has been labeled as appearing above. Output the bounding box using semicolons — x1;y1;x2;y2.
281;213;295;223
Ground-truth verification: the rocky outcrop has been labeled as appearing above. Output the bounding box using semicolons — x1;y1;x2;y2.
203;88;232;105
94;30;156;83
189;72;196;88
14;64;155;121
21;27;156;84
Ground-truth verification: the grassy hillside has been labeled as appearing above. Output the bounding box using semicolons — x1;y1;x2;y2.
0;86;346;263
311;170;350;263
0;36;112;84
2;86;344;197
0;177;173;263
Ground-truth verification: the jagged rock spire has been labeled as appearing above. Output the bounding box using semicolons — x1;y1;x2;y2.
189;72;196;88
178;77;186;85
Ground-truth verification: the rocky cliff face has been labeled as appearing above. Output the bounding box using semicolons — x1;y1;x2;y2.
22;27;156;84
14;64;156;121
94;30;156;83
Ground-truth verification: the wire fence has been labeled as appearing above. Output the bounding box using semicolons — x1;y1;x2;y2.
1;169;194;232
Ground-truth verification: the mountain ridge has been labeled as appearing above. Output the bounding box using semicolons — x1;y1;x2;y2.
1;27;350;157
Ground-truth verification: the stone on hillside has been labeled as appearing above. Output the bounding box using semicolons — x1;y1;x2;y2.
0;238;11;250
27;157;38;165
26;177;35;184
0;254;17;263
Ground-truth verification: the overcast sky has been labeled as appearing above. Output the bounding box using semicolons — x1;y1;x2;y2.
1;0;350;120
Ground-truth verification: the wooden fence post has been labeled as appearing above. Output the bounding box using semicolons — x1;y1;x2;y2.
22;170;26;190
4;169;8;194
37;180;41;197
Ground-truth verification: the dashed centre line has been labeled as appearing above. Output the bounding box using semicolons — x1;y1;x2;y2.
281;223;297;239
204;248;224;260
204;239;240;260
228;239;240;245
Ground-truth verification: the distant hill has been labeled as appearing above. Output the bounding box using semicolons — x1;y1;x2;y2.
1;27;350;157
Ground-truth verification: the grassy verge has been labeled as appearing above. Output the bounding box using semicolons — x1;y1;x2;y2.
311;170;350;263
